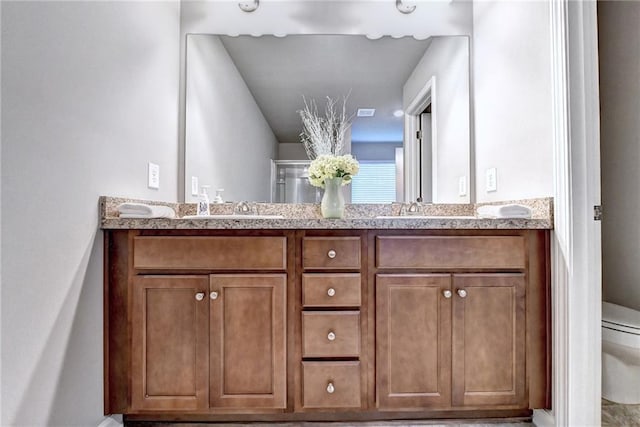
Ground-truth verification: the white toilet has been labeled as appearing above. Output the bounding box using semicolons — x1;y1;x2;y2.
602;301;640;404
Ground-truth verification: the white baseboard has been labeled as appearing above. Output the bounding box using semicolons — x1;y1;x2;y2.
533;409;555;427
97;415;123;427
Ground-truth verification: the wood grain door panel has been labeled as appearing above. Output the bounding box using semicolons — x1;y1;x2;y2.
376;236;525;269
209;274;286;409
302;361;362;409
452;274;526;408
302;273;362;308
376;274;452;409
302;237;361;270
131;276;209;411
302;311;361;358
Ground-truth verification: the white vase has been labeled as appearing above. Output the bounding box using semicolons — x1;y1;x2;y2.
321;177;345;219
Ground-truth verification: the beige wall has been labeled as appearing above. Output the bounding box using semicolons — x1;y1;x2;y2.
1;2;181;425
185;35;278;203
472;1;554;202
598;1;640;311
403;36;471;204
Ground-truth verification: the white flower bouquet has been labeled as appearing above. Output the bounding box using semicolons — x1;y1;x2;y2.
308;154;360;188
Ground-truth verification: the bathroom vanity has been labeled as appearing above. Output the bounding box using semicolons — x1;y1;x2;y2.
102;200;551;423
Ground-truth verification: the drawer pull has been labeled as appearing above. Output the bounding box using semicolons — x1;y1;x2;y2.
326;382;335;394
327;287;336;297
195;292;205;301
210;291;219;300
327;249;337;259
327;331;336;341
457;289;468;298
443;290;452;299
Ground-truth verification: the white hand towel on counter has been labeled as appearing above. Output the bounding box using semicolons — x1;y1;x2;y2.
117;202;176;219
477;204;532;219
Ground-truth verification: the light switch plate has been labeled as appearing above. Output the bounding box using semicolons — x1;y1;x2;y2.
486;167;497;192
191;176;199;196
458;176;467;197
148;162;160;189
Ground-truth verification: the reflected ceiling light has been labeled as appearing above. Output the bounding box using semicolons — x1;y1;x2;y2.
393;110;404;118
396;0;416;14
239;0;259;13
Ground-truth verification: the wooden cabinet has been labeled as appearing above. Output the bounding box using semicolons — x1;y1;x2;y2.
376;274;452;409
105;228;549;422
374;232;542;411
109;232;290;415
209;274;287;409
131;276;209;411
298;234;365;411
451;274;526;407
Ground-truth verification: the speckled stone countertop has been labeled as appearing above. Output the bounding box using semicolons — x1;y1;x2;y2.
100;197;553;230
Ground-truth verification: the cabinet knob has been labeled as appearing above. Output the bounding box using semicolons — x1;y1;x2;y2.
326;382;335;394
195;292;205;301
210;291;219;300
327;288;336;297
443;290;452;299
327;331;336;341
327;249;337;259
457;289;467;298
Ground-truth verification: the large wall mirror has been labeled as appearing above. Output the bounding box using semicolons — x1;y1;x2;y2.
184;34;470;204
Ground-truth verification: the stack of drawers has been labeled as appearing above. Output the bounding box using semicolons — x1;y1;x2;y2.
300;236;363;409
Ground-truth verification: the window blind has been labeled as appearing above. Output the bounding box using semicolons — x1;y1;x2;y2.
351;161;396;203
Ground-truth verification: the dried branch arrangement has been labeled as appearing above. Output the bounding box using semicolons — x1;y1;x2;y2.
298;95;353;160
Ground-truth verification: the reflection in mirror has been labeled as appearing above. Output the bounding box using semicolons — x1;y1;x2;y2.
185;34;470;204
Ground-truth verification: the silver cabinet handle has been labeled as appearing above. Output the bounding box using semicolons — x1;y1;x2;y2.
327;331;336;341
195;292;205;301
210;291;219;300
327;249;337;259
457;289;467;298
327;288;336;297
443;290;452;298
326;382;335;394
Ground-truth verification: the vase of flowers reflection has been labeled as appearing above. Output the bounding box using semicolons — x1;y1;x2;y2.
298;95;359;219
308;154;359;219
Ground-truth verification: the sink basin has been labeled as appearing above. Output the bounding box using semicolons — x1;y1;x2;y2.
375;215;477;220
182;214;284;220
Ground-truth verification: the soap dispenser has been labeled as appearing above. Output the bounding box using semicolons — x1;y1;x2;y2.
197;185;211;216
213;188;225;204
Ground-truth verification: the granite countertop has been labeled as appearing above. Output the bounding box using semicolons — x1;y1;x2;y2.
100;197;553;230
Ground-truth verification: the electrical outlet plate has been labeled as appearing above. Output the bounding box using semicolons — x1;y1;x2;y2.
148;162;160;189
458;176;467;197
191;176;199;196
486;167;497;192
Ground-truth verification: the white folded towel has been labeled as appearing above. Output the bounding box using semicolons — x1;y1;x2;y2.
117;202;176;219
477;204;532;219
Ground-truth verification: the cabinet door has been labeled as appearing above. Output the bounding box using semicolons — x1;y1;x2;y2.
452;274;526;408
376;274;451;409
131;276;209;411
209;274;287;409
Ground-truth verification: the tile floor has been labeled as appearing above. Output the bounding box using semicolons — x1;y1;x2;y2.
128;401;640;426
602;399;640;427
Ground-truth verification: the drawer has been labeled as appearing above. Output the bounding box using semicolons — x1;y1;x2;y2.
133;236;287;270
302;361;361;409
302;274;361;308
376;235;526;270
303;237;361;270
302;311;360;358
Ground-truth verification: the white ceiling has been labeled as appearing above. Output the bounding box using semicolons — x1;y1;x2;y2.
219;35;434;144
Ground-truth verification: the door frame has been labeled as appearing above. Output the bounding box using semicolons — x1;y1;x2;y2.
534;1;602;426
403;76;437;202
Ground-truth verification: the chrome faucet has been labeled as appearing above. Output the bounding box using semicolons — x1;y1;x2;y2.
400;201;421;216
235;201;257;215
